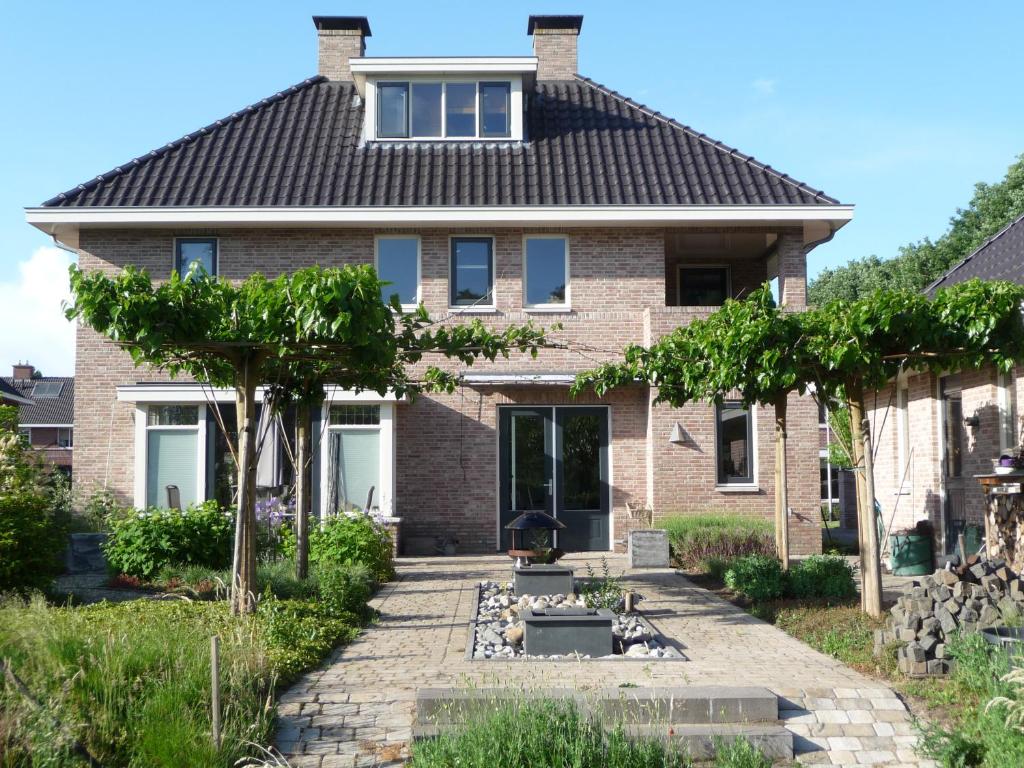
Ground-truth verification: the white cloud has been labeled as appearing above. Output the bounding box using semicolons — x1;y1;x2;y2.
751;78;776;97
0;246;76;376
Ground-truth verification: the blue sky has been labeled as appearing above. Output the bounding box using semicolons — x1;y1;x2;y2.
2;1;1023;375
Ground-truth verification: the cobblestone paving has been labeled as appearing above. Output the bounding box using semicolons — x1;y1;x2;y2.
275;555;934;767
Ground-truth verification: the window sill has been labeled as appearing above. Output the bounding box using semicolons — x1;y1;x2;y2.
448;306;500;315
523;306;572;314
715;484;760;494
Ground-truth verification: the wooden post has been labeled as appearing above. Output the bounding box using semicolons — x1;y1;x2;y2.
853;390;883;618
210;636;221;749
232;353;260;615
295;401;310;580
848;395;869;613
774;395;790;570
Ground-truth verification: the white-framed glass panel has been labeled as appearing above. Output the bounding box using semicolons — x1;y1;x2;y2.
450;237;494;307
57;427;73;448
998;369;1018;452
678;266;730;306
524;236;568;307
148;405;200;426
329;404;381;426
375;237;420;308
326;404;383;513
175;238;217;278
377;82;409;138
445;82;477;137
480;82;511;137
143;404;201;509
716;402;753;485
411;83;442;137
17;427;30;445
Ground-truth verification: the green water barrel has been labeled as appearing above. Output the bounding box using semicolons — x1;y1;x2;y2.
889;532;934;576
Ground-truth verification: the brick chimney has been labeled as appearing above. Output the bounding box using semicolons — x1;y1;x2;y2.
12;362;34;381
313;16;371;81
528;15;583;81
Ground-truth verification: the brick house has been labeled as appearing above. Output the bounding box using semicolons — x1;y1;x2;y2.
869;214;1024;558
27;14;852;554
1;363;74;475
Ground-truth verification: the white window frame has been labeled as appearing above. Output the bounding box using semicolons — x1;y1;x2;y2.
677;264;732;306
448;235;497;312
714;401;759;492
319;400;395;518
56;426;73;448
173;236;219;278
366;76;524;142
896;378;910;493
998;368;1017;453
375;234;422;310
522;234;571;311
134;403;207;509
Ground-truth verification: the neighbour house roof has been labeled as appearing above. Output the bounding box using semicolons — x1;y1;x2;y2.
926;213;1024;295
0;379;32;406
0;377;74;426
40;76;840;209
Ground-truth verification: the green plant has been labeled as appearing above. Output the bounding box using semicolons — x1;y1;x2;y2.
660;514;774;570
79;485;130;530
411;698;689;768
309;513;395;582
103;501;234;579
724;555;784;602
580;557;625;611
786;555;856;601
318;561;375;619
713;737;771;768
704;556;734;581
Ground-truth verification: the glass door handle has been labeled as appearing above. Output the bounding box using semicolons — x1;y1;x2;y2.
545;480;553;495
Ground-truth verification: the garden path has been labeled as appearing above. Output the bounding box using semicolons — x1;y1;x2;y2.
275;554;934;767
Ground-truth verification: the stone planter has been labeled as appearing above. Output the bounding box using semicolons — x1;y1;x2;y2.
523;607;614;656
64;533;108;574
513;564;573;596
629;529;670;568
379;516;402;558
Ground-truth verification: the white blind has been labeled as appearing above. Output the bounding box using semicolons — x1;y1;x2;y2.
332;430;380;511
147;430;198;508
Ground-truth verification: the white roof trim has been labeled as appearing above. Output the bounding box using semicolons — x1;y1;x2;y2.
350;56;538;73
27;205;854;249
462;373;576;386
116;383;404;404
19;423;72;428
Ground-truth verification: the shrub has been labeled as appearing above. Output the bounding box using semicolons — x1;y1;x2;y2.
258;595;361;682
724;555;784;602
786;555;857;601
103;501;234;579
714;737;772;768
705;556;734;581
580;557;625;610
309;513;395;582
0;416;67;593
661;513;774;570
318;561;375;619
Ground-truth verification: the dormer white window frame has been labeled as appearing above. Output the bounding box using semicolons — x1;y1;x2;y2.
363;74;525;142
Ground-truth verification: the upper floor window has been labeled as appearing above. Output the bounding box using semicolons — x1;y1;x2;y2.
716;402;754;485
523;236;568;308
376;80;512;140
678;266;729;306
176;238;217;278
450;237;494;307
375;236;420;308
56;427;73;448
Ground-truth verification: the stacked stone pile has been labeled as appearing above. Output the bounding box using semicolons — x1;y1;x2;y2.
875;556;1022;676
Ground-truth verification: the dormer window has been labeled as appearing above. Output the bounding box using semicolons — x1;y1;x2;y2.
374;79;513;140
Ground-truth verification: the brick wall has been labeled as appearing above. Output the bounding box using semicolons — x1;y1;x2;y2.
531;28;579;80
73;225;820;554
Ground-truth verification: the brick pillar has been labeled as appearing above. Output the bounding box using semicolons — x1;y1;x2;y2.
776;230;807;310
528;15;583;81
313;16;370;81
788;391;823;555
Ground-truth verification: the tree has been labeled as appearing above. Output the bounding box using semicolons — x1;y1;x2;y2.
574;285;810;569
67;264;552;613
810;154;1024;305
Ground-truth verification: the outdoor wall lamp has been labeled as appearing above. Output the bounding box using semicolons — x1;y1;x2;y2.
669;422;686;444
963;415;980;428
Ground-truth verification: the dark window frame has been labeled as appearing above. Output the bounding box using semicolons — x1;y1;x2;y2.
479;81;512;138
677;265;731;306
377;81;411;139
715;401;754;485
175;237;218;278
449;236;495;307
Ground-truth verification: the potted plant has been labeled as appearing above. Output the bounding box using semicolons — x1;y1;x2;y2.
996;447;1024;475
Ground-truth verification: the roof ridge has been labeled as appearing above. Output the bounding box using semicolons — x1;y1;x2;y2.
925;210;1024;293
572;74;840;205
41;76;330;207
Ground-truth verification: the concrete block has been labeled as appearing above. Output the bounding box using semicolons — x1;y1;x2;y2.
628;529;670;568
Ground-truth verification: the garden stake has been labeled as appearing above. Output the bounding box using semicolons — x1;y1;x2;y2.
211;635;222;749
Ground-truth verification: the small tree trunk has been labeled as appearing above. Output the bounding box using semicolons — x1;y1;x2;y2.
231;355;259;615
295;401;311;580
848;396;868;612
848;388;883;618
774;395;790;570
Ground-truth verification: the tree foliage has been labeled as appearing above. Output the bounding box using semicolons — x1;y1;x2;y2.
810;154;1024;305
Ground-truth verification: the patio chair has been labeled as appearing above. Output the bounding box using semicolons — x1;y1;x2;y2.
165;485;181;510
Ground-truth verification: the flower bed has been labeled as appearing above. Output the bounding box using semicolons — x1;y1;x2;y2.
470;581;682;660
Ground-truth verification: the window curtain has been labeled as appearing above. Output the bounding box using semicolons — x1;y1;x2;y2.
329;430;380;513
147;430;198;508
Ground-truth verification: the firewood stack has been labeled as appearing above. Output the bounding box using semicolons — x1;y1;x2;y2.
874;556;1023;676
987;491;1024;573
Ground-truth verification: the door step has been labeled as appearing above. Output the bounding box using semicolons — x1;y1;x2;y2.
623;723;793;761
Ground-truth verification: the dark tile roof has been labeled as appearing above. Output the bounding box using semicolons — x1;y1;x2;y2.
0;379;30;406
0;377;74;425
42;76;839;208
926;213;1024;295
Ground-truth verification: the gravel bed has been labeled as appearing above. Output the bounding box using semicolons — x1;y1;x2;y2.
472;580;682;660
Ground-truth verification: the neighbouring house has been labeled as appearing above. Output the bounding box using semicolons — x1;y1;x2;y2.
869;213;1024;557
0;363;74;476
26;13;852;554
